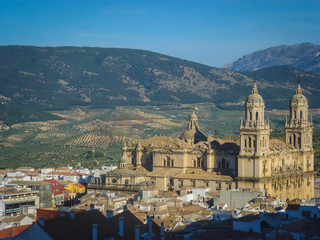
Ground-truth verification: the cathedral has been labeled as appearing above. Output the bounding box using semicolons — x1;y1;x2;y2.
105;82;314;201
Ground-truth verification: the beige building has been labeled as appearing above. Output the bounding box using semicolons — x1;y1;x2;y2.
106;82;314;201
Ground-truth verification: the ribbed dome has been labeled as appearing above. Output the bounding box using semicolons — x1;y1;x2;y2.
290;84;308;106
182;129;197;140
246;82;264;106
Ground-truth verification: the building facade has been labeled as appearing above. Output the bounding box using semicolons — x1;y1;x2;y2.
105;82;314;201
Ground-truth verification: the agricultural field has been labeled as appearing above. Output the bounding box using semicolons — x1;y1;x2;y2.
0;103;320;170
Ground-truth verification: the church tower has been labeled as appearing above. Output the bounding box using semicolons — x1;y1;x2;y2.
285;80;313;151
239;82;270;157
181;108;207;144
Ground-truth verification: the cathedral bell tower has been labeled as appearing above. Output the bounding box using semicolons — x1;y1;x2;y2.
285;80;313;151
240;82;270;156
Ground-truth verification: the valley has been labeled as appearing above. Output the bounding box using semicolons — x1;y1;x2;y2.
1;103;320;172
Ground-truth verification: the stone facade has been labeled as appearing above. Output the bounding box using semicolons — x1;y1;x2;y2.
111;82;314;201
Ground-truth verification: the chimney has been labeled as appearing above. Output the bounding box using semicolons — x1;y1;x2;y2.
70;209;75;219
106;209;114;219
119;217;124;237
92;224;98;240
90;203;94;210
135;225;140;240
148;217;152;234
161;222;165;240
39;216;45;226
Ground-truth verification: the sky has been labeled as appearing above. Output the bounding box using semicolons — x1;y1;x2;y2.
0;0;319;67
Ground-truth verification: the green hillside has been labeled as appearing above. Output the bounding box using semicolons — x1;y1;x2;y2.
1;46;320;125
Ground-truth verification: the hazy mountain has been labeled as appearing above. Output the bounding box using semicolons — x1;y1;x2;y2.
223;43;320;74
0;46;320;124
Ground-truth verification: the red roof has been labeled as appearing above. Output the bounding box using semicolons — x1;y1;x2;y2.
44;179;68;195
0;224;31;238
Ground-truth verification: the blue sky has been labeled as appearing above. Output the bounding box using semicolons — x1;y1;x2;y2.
1;0;319;67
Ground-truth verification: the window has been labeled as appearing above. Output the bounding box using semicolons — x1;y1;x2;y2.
179;179;183;188
249;137;252;148
197;158;201;168
125;179;129;186
300;111;303;120
218;162;221;168
222;159;226;169
256;112;259;121
167;156;171;167
226;162;229;169
245;139;247;148
250;111;252;121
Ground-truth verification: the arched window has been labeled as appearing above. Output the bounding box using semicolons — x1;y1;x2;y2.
197;158;201;168
167;156;171;167
250;112;252;121
125;179;129;186
222;159;226;169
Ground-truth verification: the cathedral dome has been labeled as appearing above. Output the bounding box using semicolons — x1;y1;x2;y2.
182;129;197;140
246;82;264;106
290;84;308;106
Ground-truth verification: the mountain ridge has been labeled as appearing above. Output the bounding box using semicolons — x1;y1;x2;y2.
223;42;320;74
